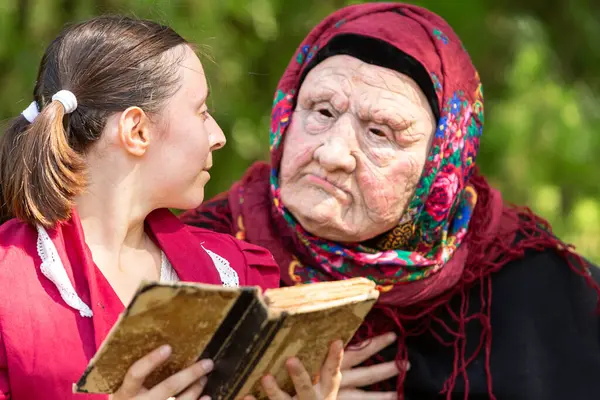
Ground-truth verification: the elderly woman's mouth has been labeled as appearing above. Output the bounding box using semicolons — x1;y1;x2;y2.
304;174;351;201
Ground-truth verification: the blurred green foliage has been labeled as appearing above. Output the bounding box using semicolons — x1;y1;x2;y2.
1;0;599;263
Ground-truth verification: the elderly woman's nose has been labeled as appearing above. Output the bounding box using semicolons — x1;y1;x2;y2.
314;136;356;173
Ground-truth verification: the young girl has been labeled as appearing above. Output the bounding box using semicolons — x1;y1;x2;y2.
0;16;343;400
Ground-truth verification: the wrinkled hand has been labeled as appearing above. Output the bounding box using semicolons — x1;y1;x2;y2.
338;332;407;400
109;345;213;400
244;340;344;400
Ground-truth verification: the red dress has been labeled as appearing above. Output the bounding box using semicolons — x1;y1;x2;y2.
0;208;279;399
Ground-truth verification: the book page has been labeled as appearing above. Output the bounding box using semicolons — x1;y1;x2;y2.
234;298;376;400
264;277;378;313
74;282;244;394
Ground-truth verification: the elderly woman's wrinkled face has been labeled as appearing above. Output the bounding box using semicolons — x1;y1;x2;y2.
279;55;436;242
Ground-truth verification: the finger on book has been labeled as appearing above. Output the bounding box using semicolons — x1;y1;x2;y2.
286;358;316;399
261;374;292;400
338;389;398;400
340;360;400;388
145;359;213;400
342;332;397;369
118;345;172;397
319;340;344;394
174;376;208;400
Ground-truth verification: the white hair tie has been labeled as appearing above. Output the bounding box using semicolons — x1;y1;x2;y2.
21;101;40;123
20;90;77;123
52;90;78;114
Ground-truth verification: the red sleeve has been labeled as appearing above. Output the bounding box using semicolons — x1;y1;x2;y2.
0;330;9;399
229;236;280;291
180;192;234;235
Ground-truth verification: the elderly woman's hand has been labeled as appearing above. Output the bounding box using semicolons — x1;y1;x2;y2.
338;332;406;400
243;333;403;400
244;340;344;400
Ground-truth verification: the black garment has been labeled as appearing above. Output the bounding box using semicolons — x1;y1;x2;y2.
299;33;441;123
374;248;600;399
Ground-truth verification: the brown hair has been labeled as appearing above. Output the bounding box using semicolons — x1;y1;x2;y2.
0;16;187;227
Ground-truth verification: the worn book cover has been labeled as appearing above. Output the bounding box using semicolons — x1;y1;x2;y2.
73;277;379;400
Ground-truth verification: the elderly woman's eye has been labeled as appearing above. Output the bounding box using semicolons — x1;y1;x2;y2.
369;128;387;137
317;108;334;118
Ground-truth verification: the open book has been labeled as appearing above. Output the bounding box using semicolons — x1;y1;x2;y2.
73;277;379;399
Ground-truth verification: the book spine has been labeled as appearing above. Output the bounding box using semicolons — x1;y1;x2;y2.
196;288;259;364
227;313;288;399
201;292;272;400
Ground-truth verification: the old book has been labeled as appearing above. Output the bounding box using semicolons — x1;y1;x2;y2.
73;277;379;399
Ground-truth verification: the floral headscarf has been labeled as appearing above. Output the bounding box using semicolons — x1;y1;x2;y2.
269;3;483;287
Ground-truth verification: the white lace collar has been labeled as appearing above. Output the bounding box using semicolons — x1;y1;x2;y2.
36;225;240;317
201;245;240;288
36;225;93;318
159;251;180;282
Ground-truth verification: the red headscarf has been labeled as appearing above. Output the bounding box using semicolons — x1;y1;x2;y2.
182;3;600;398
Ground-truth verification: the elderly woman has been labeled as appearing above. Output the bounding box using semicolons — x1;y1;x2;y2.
181;3;600;399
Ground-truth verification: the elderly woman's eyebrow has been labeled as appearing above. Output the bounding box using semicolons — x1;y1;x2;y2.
303;84;338;100
357;106;415;130
303;90;333;103
301;87;350;110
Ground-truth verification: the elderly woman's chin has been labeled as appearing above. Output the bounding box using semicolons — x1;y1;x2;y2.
280;186;395;243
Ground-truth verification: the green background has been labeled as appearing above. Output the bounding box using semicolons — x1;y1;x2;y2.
1;0;599;263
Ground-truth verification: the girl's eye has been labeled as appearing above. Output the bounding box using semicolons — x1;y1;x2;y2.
200;111;209;121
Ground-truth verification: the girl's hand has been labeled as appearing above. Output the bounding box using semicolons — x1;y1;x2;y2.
109;345;213;400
